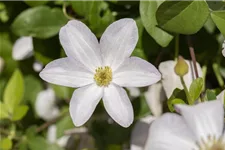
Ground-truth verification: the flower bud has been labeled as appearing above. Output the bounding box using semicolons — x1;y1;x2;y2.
174;56;189;77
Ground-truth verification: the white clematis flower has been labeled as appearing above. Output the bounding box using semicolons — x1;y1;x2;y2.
159;60;202;98
144;100;224;150
130;83;166;150
39;19;161;127
47;125;70;148
127;87;141;98
222;41;225;57
12;36;33;60
35;88;60;121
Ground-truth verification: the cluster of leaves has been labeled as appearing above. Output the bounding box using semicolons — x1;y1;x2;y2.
0;0;224;150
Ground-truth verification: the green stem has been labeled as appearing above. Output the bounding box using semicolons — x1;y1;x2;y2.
180;76;193;105
174;34;179;61
213;63;224;88
63;3;75;20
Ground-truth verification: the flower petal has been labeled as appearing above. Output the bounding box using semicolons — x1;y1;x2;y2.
103;84;133;127
144;83;166;117
144;113;196;150
131;116;156;150
175;100;224;142
100;18;138;70
35;89;60;121
217;90;225;104
40;57;94;88
12;36;33;60
113;57;161;87
59;20;102;72
69;84;103;126
222;41;225;57
159;60;202;98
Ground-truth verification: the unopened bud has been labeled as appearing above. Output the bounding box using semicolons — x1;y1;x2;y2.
174;56;189;77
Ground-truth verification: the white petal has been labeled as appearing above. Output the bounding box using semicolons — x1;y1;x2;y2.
159;60;202;98
33;61;43;72
144;83;166;117
12;36;33;60
47;125;57;143
113;57;161;87
69;84;103;126
175;100;224;142
56;136;70;148
131;116;156;150
217;90;225;104
40;57;94;88
35;89;60;121
103;84;133;127
127;87;141;98
144;113;196;150
100;18;138;70
59;20;102;72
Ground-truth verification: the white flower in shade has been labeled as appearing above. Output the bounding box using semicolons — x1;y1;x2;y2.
35;88;60;121
217;90;225;104
12;36;33;60
159;60;202;98
33;61;43;72
222;41;225;57
127;87;141;98
39;19;161;127
144;100;224;150
130;83;166;150
47;125;70;148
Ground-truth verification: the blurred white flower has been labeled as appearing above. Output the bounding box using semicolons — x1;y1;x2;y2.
47;125;70;148
33;61;43;72
0;57;4;73
159;60;202;98
40;19;161;127
127;87;141;98
217;90;225;104
144;100;224;150
130;83;166;150
35;88;60;121
12;36;33;60
222;41;225;57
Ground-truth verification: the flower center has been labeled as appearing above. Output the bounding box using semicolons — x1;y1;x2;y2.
94;66;112;87
198;135;225;150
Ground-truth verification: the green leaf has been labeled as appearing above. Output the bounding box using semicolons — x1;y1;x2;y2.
3;69;24;112
0;138;12;150
168;98;186;112
205;89;217;101
167;88;187;112
28;136;63;150
51;84;73;100
156;1;210;34
0;101;9;119
24;75;42;107
131;48;147;60
11;6;68;39
140;0;173;47
189;78;204;101
24;1;49;7
211;11;225;37
11;105;29;121
56;115;74;138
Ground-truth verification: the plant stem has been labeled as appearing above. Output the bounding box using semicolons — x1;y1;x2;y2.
187;36;199;78
180;76;193;105
213;63;224;88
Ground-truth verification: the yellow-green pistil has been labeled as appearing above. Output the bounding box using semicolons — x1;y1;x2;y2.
198;136;225;150
94;66;112;87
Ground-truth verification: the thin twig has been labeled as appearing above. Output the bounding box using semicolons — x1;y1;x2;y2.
36;112;69;133
187;36;199;79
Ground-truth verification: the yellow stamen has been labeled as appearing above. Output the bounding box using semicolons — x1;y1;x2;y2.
94;66;112;87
